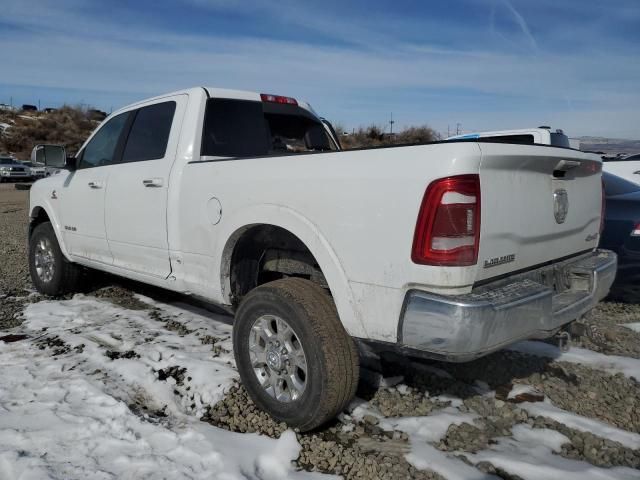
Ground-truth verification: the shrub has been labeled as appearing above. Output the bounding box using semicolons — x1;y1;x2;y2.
339;125;440;150
0;106;98;160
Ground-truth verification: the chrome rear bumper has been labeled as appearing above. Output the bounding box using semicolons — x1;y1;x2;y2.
399;250;617;362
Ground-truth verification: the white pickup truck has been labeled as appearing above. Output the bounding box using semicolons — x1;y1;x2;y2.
28;87;616;430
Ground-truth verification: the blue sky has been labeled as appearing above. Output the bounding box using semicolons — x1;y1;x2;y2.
0;0;639;138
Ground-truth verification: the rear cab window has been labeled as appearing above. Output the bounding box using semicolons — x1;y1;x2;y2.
549;132;570;148
201;98;338;158
476;134;535;145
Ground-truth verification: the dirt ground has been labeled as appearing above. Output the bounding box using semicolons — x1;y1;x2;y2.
1;182;639;479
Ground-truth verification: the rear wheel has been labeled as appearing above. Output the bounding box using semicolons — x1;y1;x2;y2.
29;222;82;296
233;278;359;431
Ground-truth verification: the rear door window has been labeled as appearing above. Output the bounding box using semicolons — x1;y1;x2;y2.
122;101;176;162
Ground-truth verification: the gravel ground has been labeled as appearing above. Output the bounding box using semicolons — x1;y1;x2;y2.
2;182;640;479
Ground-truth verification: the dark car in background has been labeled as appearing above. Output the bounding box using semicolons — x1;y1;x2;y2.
600;172;640;278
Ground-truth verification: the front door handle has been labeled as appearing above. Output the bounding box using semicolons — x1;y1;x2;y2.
88;181;103;189
142;178;163;188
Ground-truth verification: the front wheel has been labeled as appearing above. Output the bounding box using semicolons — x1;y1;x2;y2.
29;222;82;296
233;278;359;431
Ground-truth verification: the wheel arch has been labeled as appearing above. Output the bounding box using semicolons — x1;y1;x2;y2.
218;205;366;338
28;203;71;259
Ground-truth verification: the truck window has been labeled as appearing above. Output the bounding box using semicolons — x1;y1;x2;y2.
79;112;130;169
549;132;571;148
122;101;176;162
477;134;534;145
201;98;336;158
201;99;269;157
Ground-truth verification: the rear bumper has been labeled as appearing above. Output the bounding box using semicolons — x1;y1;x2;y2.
398;249;617;362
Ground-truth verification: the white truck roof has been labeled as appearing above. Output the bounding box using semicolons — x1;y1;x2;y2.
447;127;571;148
111;87;317;119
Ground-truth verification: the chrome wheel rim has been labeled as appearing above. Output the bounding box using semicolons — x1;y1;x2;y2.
34;237;55;283
249;314;308;403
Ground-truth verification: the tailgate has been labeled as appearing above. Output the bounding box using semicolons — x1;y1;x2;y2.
476;143;602;282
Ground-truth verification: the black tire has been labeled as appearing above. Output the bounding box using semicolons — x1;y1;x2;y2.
233;277;359;431
29;222;82;296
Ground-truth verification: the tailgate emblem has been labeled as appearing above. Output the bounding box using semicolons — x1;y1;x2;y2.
553;189;569;224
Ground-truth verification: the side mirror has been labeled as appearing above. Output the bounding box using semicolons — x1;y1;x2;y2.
31;144;75;171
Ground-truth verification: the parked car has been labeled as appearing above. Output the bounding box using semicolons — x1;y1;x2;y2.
21;161;46;179
602;153;640;186
447;126;572;148
600;172;640;277
0;156;31;182
31;144;66;177
28;87;615;430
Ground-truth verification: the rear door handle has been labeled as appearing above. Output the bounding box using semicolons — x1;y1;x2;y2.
142;178;163;188
87;181;103;189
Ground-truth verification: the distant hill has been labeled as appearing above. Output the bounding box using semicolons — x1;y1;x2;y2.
577;136;640;156
0;107;100;160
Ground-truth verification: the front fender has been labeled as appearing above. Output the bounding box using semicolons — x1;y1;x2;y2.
29;195;71;261
218;203;367;338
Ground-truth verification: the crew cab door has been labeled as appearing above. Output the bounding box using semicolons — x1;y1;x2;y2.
104;95;186;278
60;112;131;264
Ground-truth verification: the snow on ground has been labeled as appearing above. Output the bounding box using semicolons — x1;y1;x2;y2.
520;400;640;449
623;322;640;333
350;401;493;480
467;424;640;480
0;295;328;479
1;294;639;479
352;385;640;479
508;340;640;379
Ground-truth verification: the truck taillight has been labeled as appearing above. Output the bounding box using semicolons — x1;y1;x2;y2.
260;93;298;105
412;175;480;266
631;223;640;237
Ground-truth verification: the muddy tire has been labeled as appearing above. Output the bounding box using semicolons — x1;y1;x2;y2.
29;222;82;296
233;277;359;431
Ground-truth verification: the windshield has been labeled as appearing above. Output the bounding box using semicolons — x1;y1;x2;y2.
0;158;18;164
201;98;337;158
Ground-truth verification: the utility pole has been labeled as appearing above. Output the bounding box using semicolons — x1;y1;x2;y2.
389;112;395;135
447;124;450;137
456;123;462;135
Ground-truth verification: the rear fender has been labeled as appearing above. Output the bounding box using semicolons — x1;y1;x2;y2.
218;204;367;338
